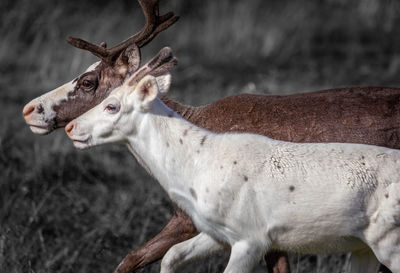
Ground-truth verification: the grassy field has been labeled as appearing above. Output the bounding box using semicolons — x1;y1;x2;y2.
1;0;400;272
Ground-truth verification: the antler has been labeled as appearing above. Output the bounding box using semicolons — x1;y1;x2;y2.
127;46;178;86
66;0;179;64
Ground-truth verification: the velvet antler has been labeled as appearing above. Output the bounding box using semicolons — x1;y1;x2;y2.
66;0;179;64
127;46;177;86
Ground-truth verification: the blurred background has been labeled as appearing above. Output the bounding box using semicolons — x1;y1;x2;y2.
1;0;400;272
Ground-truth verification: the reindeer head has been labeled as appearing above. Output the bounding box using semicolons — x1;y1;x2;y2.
23;0;178;135
66;71;171;149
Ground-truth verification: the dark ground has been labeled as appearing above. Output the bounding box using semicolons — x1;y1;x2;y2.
1;0;400;272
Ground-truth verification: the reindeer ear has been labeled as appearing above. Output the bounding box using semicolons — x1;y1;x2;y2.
133;75;159;108
121;43;141;74
155;72;171;95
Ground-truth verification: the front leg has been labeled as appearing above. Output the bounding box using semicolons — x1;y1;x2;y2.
160;232;225;273
113;206;198;273
224;241;267;273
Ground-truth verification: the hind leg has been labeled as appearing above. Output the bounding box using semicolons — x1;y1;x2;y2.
369;228;400;272
364;183;400;272
364;224;400;272
349;248;380;273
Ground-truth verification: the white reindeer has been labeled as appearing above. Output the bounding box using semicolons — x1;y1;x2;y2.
65;74;400;273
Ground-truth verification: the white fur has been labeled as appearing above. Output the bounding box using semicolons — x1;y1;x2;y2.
23;62;100;134
67;75;400;273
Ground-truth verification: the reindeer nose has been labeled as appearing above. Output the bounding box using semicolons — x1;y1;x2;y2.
23;103;44;117
65;122;75;135
23;104;35;117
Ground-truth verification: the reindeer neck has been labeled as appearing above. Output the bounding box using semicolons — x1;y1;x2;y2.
161;96;197;121
127;98;212;195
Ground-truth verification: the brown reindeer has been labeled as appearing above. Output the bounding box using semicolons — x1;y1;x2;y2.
22;1;395;273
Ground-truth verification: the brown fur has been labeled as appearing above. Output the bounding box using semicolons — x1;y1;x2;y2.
53;62;126;127
165;87;400;148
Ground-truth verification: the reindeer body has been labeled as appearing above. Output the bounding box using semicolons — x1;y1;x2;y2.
132;99;399;272
67;76;400;273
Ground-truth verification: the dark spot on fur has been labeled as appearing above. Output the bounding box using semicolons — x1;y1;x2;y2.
200;135;207;146
179;138;183;145
220;166;223;169
196;150;200;154
183;129;188;137
289;185;295;192
190;188;197;200
243;175;248;181
277;165;281;169
37;104;44;114
233;161;237;165
166;142;169;147
385;193;389;198
361;162;365;165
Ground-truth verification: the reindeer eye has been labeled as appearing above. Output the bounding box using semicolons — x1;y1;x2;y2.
105;103;120;114
82;80;95;90
77;71;98;92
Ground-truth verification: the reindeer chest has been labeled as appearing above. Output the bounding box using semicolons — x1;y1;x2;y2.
168;179;247;244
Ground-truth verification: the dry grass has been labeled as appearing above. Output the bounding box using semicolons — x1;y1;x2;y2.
1;0;400;272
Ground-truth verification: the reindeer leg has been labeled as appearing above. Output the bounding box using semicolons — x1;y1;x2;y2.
160;232;224;273
113;206;198;273
265;250;291;273
224;240;266;273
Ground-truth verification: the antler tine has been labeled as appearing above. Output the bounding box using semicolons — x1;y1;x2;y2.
138;13;179;48
158;11;174;23
66;36;109;59
127;47;177;86
138;0;159;37
106;0;179;56
150;56;178;76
